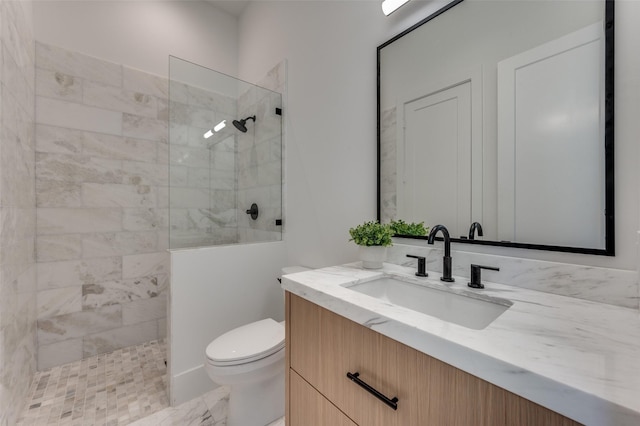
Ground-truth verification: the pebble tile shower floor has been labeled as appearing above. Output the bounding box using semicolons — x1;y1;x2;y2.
17;340;169;425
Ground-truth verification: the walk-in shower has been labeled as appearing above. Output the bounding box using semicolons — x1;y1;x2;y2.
168;57;283;249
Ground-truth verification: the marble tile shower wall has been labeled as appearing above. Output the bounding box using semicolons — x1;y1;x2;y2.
237;62;284;243
34;42;169;370
379;106;396;224
168;80;238;248
0;0;37;424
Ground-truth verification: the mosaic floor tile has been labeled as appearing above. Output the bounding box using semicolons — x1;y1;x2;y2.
17;340;168;426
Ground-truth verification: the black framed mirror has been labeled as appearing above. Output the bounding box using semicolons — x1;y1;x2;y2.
377;0;614;255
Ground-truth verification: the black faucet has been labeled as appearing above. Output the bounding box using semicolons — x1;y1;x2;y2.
468;264;500;289
406;254;427;277
427;225;454;282
468;222;483;240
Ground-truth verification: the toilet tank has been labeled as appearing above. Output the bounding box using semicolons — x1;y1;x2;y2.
281;266;310;276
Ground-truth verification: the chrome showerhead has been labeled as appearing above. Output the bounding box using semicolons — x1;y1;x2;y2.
232;115;256;133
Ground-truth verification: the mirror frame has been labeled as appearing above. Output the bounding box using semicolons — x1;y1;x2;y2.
377;0;615;256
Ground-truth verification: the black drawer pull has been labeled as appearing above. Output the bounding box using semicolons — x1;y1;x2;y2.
346;372;398;410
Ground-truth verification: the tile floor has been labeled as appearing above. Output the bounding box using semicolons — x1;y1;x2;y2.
17;340;169;425
16;339;285;426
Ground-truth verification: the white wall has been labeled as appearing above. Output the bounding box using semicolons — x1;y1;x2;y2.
238;0;640;271
169;242;288;405
33;0;238;78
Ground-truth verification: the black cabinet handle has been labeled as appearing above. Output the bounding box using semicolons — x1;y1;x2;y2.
346;372;398;410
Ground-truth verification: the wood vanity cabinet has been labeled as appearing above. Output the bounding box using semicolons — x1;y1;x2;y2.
285;292;581;426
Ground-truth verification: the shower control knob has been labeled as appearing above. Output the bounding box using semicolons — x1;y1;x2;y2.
246;203;259;220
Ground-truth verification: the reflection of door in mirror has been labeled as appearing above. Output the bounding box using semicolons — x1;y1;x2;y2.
381;67;483;238
497;22;605;249
399;82;471;238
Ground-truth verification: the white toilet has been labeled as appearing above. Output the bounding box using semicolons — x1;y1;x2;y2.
204;266;309;426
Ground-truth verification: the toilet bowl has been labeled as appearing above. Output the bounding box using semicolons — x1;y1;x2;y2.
205;266;309;426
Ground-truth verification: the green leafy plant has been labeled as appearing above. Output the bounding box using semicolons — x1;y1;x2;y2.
348;221;393;247
389;219;428;237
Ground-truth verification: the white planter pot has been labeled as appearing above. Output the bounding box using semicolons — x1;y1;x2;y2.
359;246;387;269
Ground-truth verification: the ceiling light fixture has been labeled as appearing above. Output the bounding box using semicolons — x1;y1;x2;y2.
382;0;410;16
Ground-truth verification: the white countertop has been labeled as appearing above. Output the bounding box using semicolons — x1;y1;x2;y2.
281;263;640;426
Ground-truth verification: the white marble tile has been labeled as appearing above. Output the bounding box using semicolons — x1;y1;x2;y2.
36;68;83;102
122;252;168;279
169;123;190;146
122;295;167;325
82;274;168;309
186;85;217;109
123;208;167;232
36;96;123;135
37;257;122;290
37;304;122;345
201;387;229;425
122;160;168;186
84;81;158;118
36;179;82;207
36;234;82;262
123;66;168;98
131;393;219;426
37;207;122;235
169;187;212;209
37;337;83;370
123;113;168;143
187;167;211;188
83;132;157;162
82;231;158;258
37;286;82;319
170;145;211;169
170;165;189;187
36;152;124;184
35;124;83;155
36;42;122;87
82;320;158;357
82;182;156;208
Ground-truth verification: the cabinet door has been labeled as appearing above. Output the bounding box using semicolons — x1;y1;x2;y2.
289;294;424;425
290;369;357;426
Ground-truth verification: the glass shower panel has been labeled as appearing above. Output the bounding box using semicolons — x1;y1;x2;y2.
168;57;282;249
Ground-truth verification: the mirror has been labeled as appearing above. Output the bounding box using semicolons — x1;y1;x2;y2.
378;0;614;255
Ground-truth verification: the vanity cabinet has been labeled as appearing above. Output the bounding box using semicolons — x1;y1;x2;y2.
285;292;581;426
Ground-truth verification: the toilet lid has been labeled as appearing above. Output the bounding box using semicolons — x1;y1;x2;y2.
206;318;285;364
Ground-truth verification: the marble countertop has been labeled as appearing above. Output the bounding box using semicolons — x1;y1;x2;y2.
281;263;640;426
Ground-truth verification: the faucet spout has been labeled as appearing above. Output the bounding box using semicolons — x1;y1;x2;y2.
427;224;454;282
468;222;483;240
427;224;451;257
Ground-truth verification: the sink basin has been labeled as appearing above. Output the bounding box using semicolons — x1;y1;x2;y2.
343;276;511;330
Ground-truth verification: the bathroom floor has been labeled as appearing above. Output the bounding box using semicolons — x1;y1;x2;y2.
17;340;169;425
16;339;285;426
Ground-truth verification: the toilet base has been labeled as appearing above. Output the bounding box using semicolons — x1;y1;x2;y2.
225;367;284;426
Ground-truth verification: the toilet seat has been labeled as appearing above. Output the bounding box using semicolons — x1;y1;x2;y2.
206;318;284;366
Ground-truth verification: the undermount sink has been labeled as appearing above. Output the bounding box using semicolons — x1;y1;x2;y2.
342;276;512;330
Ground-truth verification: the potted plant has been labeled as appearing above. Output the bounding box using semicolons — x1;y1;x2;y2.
348;221;393;269
389;219;429;237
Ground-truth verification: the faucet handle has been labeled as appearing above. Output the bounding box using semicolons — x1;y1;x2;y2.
468;264;500;289
406;254;427;277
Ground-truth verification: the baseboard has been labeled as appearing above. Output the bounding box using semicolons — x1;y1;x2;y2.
171;364;216;406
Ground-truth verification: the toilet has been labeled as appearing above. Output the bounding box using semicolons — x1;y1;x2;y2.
204;266;309;426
